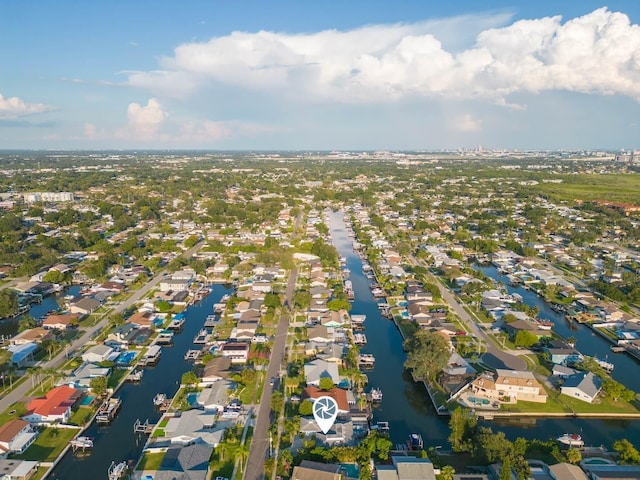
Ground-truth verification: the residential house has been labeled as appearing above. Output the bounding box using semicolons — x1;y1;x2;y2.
291;460;352;480
127;311;156;329
304;359;340;386
42;314;80;330
548;463;589;480
376;456;436;480
544;340;583;365
69;297;101;316
307;325;333;343
0;459;39;480
196;379;233;412
470;369;547;404
67;363;111;389
6;343;38;367
219;342;249;364
560;372;603;403
302;387;350;414
163;409;224;447
10;327;54;345
0;419;38;455
81;344;115;363
153;444;213;480
23;385;81;424
159;278;190;292
503;319;551;341
199;356;232;384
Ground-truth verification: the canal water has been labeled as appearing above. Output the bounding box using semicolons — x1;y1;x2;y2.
50;283;231;480
0;285;81;340
328;210;640;450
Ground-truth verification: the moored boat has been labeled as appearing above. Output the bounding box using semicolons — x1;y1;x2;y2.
556;433;584;447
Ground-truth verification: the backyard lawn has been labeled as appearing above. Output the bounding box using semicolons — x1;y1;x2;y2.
14;427;78;462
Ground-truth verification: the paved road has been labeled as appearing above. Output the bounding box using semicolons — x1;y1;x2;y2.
244;267;297;480
431;275;527;371
0;242;203;413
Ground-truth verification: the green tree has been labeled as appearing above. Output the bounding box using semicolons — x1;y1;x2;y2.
566;447;582;464
514;330;538;348
181;371;199;387
298;399;313;416
440;465;455;480
404;330;450;381
448;408;477;453
18;315;36;332
602;379;635;402
0;289;19;318
318;377;335;391
614;439;640;464
499;456;512;480
90;375;108;397
270;390;284;414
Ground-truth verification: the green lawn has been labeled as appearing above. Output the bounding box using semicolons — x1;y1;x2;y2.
68;406;94;426
136;451;165;470
13;427;78;462
0;403;27;426
108;368;129;388
500;393;640;415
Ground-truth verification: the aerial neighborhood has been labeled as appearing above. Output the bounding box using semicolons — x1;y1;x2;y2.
0;151;639;480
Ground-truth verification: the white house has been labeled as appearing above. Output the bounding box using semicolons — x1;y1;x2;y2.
0;419;38;455
81;344;115;363
560;372;603;403
196;379;233;412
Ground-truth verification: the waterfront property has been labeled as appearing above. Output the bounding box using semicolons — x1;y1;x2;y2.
22;385;82;425
469;369;547;404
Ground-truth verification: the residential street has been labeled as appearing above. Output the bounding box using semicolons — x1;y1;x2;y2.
0;242;203;413
244;267;297;480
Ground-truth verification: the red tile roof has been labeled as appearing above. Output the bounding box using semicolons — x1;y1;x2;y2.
302;386;349;413
26;385;78;418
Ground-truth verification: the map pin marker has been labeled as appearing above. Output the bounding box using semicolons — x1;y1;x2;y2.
313;396;338;434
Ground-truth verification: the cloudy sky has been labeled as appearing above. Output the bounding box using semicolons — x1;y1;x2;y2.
1;1;639;150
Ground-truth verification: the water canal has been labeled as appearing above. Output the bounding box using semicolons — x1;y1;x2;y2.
50;283;231;480
328;210;640;450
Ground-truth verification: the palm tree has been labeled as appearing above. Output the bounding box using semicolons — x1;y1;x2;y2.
236;444;249;474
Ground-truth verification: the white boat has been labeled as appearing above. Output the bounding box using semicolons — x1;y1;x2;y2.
370;387;383;402
153;393;167;406
108;461;127;480
557;433;584;447
70;436;93;450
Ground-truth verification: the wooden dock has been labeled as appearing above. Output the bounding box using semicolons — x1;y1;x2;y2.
133;418;155;434
96;397;121;423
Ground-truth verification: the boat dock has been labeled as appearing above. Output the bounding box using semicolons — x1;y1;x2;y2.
353;333;367;345
108;461;128;480
156;330;174;345
133;418;155;434
204;315;218;327
193;328;209;344
96;397;122;423
184;349;201;361
125;369;143;382
358;353;375;368
167;318;185;330
140;345;162;365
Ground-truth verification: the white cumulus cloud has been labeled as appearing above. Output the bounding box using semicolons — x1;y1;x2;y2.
125;8;640;104
0;93;51;119
125;98;169;140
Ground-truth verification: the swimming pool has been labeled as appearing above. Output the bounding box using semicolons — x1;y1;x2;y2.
79;395;95;406
468;396;490;405
117;351;137;365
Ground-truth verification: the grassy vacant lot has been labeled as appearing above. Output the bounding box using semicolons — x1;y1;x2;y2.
14;427;78;462
500;392;640;415
536;174;640;203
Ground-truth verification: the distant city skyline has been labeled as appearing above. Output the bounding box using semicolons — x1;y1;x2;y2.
1;1;639;151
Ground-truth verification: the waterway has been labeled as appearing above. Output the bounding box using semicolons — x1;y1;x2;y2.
50;283;231;480
328;210;640;450
0;286;81;340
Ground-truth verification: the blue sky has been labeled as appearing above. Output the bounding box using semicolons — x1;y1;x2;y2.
1;1;639;150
